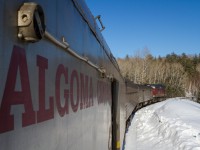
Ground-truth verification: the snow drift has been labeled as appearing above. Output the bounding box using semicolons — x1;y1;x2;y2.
124;98;200;150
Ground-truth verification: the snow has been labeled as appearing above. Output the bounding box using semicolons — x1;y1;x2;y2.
124;98;200;150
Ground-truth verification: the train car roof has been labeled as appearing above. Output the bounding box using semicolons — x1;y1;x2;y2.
146;84;166;88
72;0;120;72
125;80;152;90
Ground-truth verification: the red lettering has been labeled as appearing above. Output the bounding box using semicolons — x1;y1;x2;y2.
55;64;69;117
0;46;97;133
70;70;79;112
89;77;93;107
80;73;88;109
37;55;54;123
0;46;35;133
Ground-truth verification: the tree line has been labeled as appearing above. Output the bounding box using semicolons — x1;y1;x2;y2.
117;51;200;100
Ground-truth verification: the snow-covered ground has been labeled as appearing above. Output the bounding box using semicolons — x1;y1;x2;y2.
124;98;200;150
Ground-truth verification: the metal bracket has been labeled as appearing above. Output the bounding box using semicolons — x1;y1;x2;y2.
18;2;46;42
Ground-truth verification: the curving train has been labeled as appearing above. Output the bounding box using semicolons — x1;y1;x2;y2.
0;1;165;150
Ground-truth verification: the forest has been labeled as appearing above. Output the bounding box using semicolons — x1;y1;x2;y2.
117;50;200;101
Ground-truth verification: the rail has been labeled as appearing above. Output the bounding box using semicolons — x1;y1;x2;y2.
44;31;109;79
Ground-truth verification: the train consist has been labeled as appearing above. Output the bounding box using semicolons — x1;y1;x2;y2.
0;0;166;150
125;81;166;130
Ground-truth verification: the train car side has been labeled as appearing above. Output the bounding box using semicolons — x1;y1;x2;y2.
125;81;153;119
0;0;127;150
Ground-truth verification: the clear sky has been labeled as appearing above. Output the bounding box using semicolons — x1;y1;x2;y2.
85;0;200;58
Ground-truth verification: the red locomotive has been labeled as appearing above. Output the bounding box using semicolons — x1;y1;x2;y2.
147;84;166;98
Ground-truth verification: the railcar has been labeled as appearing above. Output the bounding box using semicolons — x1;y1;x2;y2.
125;81;153;117
0;0;162;150
0;0;128;150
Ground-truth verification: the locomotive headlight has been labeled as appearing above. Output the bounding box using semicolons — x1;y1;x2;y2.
18;2;46;42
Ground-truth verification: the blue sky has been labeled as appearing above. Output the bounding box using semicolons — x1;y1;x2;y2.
85;0;200;58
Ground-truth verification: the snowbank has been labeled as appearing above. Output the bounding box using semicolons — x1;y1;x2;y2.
124;98;200;150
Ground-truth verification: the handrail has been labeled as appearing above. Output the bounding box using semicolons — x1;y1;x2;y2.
95;15;105;32
44;31;109;79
